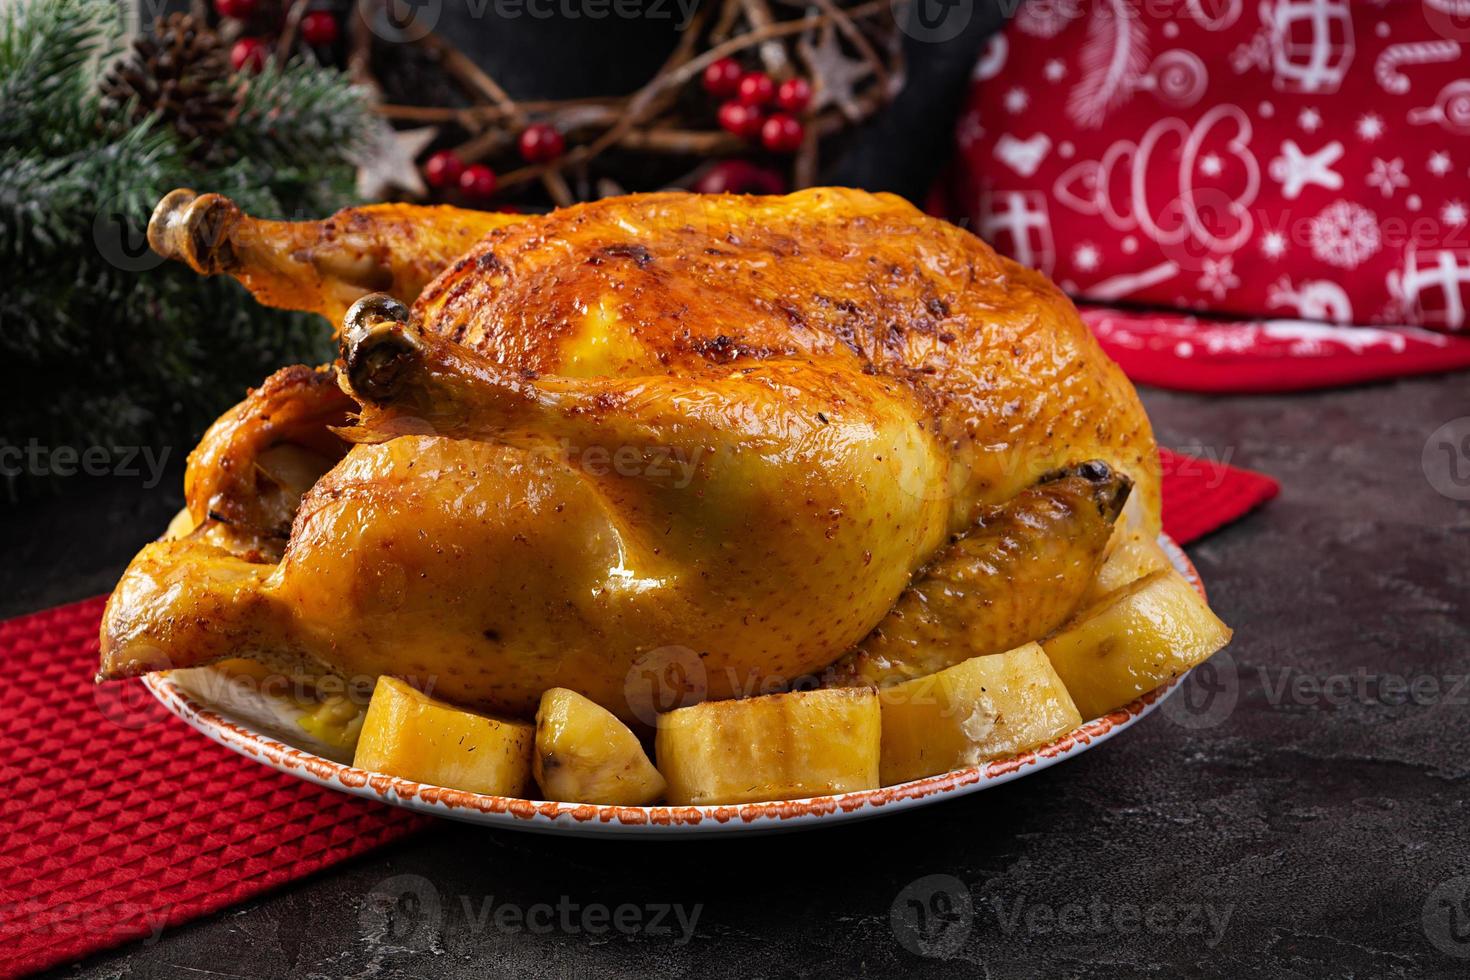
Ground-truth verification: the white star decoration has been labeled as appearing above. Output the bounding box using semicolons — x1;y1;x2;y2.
1199;154;1223;177
1366;157;1409;198
1260;231;1287;259
1073;242;1100;272
1044;59;1067;82
1444;201;1468;227
1298;107;1322;132
1004;87;1030;114
1356;113;1385;141
1428;152;1452;176
802;23;874;121
355;125;437;201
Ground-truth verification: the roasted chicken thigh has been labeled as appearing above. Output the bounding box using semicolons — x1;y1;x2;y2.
100;188;1159;723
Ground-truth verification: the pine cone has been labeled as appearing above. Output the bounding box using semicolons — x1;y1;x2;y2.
101;13;236;161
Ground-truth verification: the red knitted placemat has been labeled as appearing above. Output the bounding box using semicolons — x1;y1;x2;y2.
0;447;1276;977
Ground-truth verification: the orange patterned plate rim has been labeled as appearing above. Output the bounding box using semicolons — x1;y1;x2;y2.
144;535;1203;837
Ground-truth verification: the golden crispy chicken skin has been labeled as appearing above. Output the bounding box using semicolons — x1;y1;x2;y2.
100;188;1160;722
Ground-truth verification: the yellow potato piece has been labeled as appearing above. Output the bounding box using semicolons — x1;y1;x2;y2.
533;688;666;805
656;688;880;805
878;643;1082;786
298;695;366;752
1080;530;1172;608
353;676;533;796
1043;569;1232;720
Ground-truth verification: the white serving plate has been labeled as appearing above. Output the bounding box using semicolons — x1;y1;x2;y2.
145;536;1202;837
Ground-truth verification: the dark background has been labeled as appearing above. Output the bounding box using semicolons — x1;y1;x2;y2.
11;2;1470;977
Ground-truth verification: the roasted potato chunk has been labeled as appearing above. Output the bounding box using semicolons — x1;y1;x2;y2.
1043;569;1232;719
1080;529;1172;608
353;676;533;795
533;688;665;805
655;688;880;805
878;643;1082;786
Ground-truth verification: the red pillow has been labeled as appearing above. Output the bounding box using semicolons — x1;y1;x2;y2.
950;0;1470;334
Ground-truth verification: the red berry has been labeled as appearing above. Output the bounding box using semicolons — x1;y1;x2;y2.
717;100;764;140
736;72;775;107
229;37;269;72
300;11;339;46
214;0;258;19
692;160;786;195
423;150;464;189
776;77;812;113
702;58;743;98
760;113;804;153
459;163;498;199
518;123;565;164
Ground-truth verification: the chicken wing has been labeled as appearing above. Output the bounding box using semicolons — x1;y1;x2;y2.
824;463;1132;689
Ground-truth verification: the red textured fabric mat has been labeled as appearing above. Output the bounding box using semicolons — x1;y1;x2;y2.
0;449;1275;977
1158;447;1279;544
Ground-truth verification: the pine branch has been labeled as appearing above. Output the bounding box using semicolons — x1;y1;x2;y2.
0;0;364;496
0;0;119;152
227;58;378;171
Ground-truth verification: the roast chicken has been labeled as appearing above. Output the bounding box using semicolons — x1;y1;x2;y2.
98;187;1160;724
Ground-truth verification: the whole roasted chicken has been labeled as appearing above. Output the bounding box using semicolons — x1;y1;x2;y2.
99;187;1160;723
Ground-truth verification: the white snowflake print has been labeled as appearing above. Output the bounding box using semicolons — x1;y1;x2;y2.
1428;152;1452;176
1299;107;1322;132
1073;242;1101;272
1199;154;1224;177
1366;157;1409;198
956;111;985;151
1004;87;1030;114
1196;257;1241;299
1260;230;1288;259
1356;113;1385;141
1309;201;1382;270
1444;201;1468;227
1044;59;1067;82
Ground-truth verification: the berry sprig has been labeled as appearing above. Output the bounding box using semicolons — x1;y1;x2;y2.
704;59;811;156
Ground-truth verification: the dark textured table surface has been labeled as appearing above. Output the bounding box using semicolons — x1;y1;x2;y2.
9;371;1468;979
